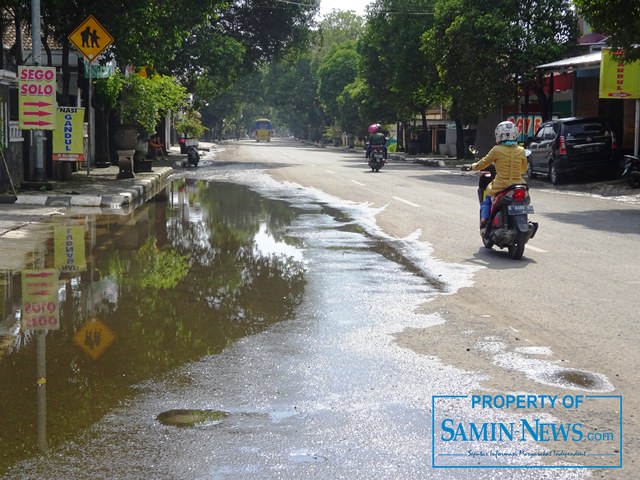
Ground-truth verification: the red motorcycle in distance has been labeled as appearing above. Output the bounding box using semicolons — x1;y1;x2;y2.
467;146;539;259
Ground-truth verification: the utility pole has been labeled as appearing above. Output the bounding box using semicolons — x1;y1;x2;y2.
31;0;45;181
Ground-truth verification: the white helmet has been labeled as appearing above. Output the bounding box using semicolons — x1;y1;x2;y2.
495;121;518;144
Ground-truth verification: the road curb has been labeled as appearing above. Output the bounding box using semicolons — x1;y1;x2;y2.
14;166;174;208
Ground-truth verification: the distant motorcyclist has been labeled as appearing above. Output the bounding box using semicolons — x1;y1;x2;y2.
366;123;387;160
471;121;528;230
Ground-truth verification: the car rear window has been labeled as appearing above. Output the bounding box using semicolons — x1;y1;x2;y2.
564;121;608;136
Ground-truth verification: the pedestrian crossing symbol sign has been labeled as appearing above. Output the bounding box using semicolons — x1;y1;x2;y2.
68;15;113;61
74;319;116;360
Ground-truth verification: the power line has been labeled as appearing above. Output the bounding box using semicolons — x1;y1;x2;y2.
274;1;434;15
275;0;317;8
379;10;434;15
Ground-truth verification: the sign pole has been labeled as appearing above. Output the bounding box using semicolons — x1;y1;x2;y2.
36;330;48;451
68;16;114;176
633;98;640;157
31;0;44;181
87;61;93;175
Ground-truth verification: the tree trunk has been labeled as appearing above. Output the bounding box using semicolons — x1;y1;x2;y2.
420;107;428;154
456;119;464;159
94;108;111;166
61;38;71;107
533;71;552;121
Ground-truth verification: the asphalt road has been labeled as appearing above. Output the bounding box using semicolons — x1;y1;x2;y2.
4;138;636;478
228;138;640;477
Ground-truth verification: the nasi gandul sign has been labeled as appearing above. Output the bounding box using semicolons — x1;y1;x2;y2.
68;15;113;61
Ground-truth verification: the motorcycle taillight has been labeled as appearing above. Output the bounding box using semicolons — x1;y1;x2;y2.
559;135;567;155
512;188;527;202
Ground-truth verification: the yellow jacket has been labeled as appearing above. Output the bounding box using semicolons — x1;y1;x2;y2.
471;144;528;196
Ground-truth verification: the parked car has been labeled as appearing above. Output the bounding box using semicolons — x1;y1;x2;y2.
525;117;618;184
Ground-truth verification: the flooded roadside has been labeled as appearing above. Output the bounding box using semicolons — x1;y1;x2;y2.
0;179;306;476
1;162;597;479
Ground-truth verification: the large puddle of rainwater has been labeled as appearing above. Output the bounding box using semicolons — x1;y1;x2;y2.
0;179;308;475
0;170;596;478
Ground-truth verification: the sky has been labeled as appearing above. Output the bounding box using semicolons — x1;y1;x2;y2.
319;0;371;18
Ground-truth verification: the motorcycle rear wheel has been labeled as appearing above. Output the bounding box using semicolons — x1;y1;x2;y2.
508;231;526;259
627;172;640;188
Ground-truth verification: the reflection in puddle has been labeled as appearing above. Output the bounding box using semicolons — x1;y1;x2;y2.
156;409;229;428
545;369;606;390
476;338;614;392
0;180;305;475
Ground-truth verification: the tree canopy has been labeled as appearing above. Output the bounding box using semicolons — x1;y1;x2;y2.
573;0;640;61
0;0;598;150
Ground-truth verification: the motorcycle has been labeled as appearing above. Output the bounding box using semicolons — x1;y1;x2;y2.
469;146;539;260
622;154;640;188
186;145;200;167
368;145;386;172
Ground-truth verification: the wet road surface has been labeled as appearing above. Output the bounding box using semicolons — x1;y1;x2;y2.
0;145;613;479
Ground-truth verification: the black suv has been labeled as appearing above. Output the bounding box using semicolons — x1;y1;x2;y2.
526;117;618;184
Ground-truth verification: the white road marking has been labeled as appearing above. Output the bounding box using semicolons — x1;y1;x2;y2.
326;169;335;174
392;196;421;208
350;180;366;187
526;245;547;253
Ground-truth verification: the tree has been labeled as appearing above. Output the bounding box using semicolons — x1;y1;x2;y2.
312;9;365;63
217;0;318;69
26;0;319;110
573;0;640;61
358;0;440;150
317;42;359;128
511;0;578;120
266;54;325;140
94;70;188;135
426;0;520;156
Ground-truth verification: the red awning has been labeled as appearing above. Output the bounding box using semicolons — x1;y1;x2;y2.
545;72;574;93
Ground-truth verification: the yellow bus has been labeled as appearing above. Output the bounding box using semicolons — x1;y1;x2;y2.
255;118;272;142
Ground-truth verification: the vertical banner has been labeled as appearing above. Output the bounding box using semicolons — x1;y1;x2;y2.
21;269;60;330
599;48;640;99
53;107;86;161
18;66;57;130
54;223;87;273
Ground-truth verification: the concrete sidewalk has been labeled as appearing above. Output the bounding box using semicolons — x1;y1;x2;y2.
9;150;187;209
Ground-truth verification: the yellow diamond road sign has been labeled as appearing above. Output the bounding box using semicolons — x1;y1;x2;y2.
74;319;116;360
69;15;113;61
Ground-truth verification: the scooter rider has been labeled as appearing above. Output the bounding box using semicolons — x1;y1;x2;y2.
366;123;387;160
471;121;528;230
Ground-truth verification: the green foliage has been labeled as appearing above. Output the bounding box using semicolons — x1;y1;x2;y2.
172;28;247;98
322;125;341;140
573;0;640;61
95;70;188;134
426;0;513;125
317;42;359;121
312;10;365;63
34;0;321;131
424;0;574;124
175;110;207;138
338;77;368;136
139;239;190;290
108;238;189;290
266;54;326;140
357;0;440;129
